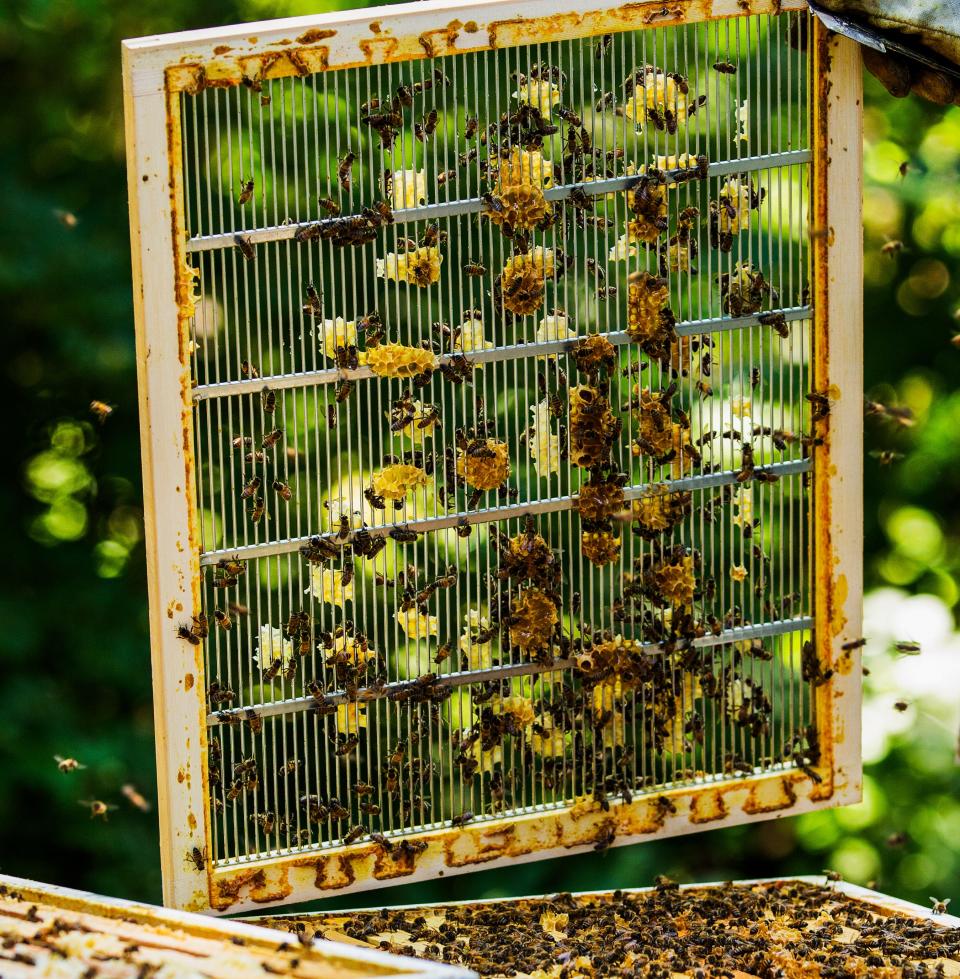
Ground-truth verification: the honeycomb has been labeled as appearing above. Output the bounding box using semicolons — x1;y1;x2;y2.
370;463;428;500
483;182;549;232
581;528;622;567
366;343;438;378
375;245;443;287
497;247;558;317
508;587;558;653
626;272;675;361
575;475;626;521
569;385;619;469
456;438;511;490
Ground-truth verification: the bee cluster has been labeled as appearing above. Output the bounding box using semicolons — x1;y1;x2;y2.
265;880;960;978
183;16;821;867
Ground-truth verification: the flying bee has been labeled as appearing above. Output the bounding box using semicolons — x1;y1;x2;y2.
234;234;255;262
241;360;261;379
237;179;255;205
79;800;117;821
337;150;356;192
893;699;910;712
712;61;737;73
261;387;276;414
89;401;114;424
261;428;284;449
841;637;867;651
122;784;152;813
930;897;952;915
463;261;487;277
54;755;86;773
336;379;354;403
869;449;904;465
881;239;904;257
894;640;921;655
213;609;232;631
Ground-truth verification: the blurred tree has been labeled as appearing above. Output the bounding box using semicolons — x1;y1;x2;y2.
0;1;957;912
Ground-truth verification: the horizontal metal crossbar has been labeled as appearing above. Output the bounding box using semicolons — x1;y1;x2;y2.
185;150;812;254
206;615;814;726
191;306;812;402
199;457;812;567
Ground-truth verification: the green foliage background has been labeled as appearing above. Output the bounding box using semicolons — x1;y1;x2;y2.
1;0;959;914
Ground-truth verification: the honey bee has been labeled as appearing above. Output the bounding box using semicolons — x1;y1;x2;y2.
213;609;232;631
261;428;284;448
343;824;366;845
241;360;261;379
121;784;152;813
54;755;86;773
334;734;360;756
234;234;255;262
261;387;277;414
272;479;293;502
336;379;354;404
436;168;458;187
240;476;261;499
881;239;904;257
464;115;479;139
712;61;737;73
89;401;114;424
595;33;612;58
79;800;117;821
841;637;867;651
451;811;474;827
178;614;208;645
893;699;910;712
360;802;381;815
930;897;952;915
252;811;276;834
870;449;905;465
337;150;356;192
237;179;255;205
370;832;394;852
317;197;340;215
894;640;921;655
556;105;582;127
249;495;266;523
188;846;207;871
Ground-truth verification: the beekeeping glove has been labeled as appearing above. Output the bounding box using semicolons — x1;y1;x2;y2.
811;0;960;104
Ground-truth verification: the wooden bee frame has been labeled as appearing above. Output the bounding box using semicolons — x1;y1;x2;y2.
123;0;862;914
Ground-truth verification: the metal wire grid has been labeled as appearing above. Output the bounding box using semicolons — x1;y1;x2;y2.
178;13;816;866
